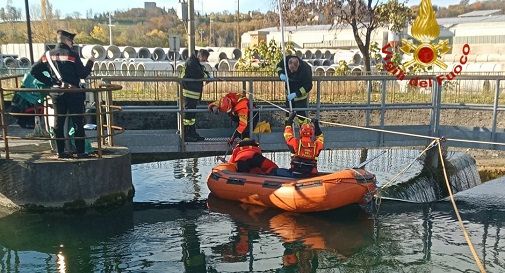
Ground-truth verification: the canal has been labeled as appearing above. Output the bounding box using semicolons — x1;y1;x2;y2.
0;149;503;272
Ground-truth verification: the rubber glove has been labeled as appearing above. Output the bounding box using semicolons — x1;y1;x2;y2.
279;73;287;82
287;93;297;101
285;111;296;126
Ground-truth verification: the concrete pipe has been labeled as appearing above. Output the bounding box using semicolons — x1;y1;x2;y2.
232;48;242;60
306;59;315;66
99;61;109;75
218;59;237;71
207;51;222;63
295;49;303;58
324;50;332;59
18;57;31;68
350;65;364;75
136;61;174;77
150;47;167;61
312;59;322;66
167;50;181;61
175;61;186;74
206;62;218;71
127;62;137;76
120;46;137;59
0;58;4;68
180;48;189;60
128;58;153;63
304;50;313;59
322;59;332;66
107;61;123;76
92;61;100;74
106;45;121;59
120;62;129;76
314;66;326;76
81;45;106;61
136;47;151;59
314;50;322;59
334;50;362;65
3;56;19;68
325;66;336;76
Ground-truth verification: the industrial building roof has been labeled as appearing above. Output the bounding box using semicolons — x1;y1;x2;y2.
250;14;505;33
458;9;502;17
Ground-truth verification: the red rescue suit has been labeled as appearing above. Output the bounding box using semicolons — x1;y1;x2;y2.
209;92;257;141
229;139;278;175
283;124;324;176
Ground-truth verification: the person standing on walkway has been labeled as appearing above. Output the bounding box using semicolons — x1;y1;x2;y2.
30;29;94;159
180;49;211;142
276;56;313;124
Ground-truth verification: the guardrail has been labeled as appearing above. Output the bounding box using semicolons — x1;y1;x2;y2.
2;73;504;154
98;74;504;151
0;79;124;159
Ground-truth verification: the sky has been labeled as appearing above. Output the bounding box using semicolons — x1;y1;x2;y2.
1;0;473;19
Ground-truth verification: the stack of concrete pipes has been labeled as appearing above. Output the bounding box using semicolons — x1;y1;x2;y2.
0;55;32;69
294;48;364;75
82;44;242;76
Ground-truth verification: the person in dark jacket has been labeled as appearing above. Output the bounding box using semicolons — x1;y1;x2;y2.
180;49;210;142
276;56;313;124
30;29;94;159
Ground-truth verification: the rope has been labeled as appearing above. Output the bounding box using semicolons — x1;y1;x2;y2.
436;139;487;273
276;0;293;112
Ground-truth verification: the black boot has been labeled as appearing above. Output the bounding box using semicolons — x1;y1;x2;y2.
190;125;205;141
184;126;199;142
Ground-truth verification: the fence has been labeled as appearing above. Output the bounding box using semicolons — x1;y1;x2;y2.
0;78;124;159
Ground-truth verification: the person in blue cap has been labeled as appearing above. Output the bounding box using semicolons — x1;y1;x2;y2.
30;29;94;159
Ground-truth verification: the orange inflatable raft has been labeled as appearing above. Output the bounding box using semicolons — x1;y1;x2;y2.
207;163;377;213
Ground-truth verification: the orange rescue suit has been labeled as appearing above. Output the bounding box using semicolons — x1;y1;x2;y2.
283;125;324;176
229;140;278;175
209;92;251;139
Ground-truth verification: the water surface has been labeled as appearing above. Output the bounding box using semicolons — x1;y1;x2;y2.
0;149;503;273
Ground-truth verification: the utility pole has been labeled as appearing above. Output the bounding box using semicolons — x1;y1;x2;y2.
187;0;195;56
24;0;34;64
236;0;240;48
108;13;115;45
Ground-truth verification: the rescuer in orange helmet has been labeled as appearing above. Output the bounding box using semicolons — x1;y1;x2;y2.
276;111;324;178
208;92;258;145
228;138;278;175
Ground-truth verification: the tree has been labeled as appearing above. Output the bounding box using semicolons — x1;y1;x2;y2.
236;40;294;73
277;0;412;72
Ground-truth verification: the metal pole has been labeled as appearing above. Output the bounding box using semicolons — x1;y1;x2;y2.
491;79;500;144
24;0;34;64
316;79;321;119
0;86;9;159
236;0;240;48
248;80;254;138
376;79;386;146
108;13;115;46
187;0;195;55
93;91;102;158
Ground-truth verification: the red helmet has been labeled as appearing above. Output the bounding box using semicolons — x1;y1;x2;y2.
218;97;233;113
218;93;240;113
300;123;314;138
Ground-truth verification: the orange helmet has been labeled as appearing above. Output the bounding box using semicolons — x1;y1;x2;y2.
300;123;314;138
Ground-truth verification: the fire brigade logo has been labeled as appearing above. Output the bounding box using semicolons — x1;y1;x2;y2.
382;0;470;87
400;0;451;70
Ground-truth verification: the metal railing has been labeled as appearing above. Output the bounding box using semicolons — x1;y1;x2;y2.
2;73;504;154
0;78;124;159
97;74;504;151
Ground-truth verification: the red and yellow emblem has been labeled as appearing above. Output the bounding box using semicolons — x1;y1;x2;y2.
400;0;451;70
